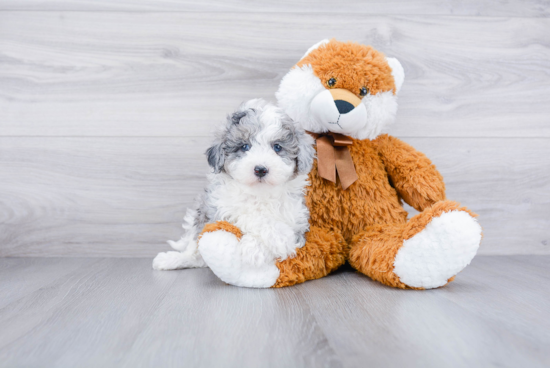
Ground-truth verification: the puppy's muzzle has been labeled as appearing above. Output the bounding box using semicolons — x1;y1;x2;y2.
254;166;268;178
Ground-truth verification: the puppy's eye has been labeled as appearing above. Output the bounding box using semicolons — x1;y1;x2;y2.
241;144;250;152
359;86;369;97
326;78;336;88
273;144;282;153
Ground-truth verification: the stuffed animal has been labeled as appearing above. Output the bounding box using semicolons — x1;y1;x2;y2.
273;39;482;289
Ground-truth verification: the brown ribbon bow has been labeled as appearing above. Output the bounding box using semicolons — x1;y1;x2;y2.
307;131;358;190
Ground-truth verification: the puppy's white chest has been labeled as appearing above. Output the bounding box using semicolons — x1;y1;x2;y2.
216;190;291;228
206;174;310;248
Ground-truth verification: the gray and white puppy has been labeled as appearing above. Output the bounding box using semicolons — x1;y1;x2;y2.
153;99;315;288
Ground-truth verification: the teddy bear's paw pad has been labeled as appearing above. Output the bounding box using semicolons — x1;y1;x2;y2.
199;230;240;274
152;250;205;270
394;210;482;289
199;231;280;288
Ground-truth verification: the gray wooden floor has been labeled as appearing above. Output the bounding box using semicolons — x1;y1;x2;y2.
0;256;548;368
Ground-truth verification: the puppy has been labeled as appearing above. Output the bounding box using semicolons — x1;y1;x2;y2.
152;99;315;287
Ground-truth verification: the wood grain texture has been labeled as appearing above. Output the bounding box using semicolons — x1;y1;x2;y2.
0;137;208;257
298;256;550;368
0;256;548;368
0;258;181;367
0;136;548;257
1;0;549;16
1;12;550;138
0;257;99;309
121;263;341;368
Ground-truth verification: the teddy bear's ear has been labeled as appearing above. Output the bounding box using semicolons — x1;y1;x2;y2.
300;39;330;60
386;57;405;94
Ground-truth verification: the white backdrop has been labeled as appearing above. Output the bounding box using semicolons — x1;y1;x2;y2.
1;1;549;256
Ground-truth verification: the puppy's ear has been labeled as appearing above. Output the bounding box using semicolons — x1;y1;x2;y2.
296;129;316;175
205;140;225;173
230;111;247;125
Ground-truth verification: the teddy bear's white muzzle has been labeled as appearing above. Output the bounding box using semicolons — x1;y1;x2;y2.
310;90;368;136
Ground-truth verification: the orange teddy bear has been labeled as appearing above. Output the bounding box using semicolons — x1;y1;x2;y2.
196;39;482;289
271;39;482;289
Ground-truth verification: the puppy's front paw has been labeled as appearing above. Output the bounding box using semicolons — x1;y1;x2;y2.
239;234;268;266
263;222;299;260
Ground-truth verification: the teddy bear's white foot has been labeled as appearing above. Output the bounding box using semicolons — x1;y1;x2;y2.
393;210;482;289
152;249;206;270
199;230;280;288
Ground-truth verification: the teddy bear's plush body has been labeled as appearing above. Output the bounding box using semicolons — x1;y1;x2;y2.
273;135;480;289
272;40;482;289
200;39;482;289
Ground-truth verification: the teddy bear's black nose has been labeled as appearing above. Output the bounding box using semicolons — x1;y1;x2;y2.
254;166;268;178
334;100;355;114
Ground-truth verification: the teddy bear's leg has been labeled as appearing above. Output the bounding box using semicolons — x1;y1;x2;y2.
349;200;482;289
272;226;347;288
198;221;280;288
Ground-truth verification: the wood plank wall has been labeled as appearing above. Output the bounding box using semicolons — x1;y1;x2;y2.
1;1;549;257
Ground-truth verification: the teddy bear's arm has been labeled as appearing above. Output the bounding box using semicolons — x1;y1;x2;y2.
273;226;347;287
372;134;446;211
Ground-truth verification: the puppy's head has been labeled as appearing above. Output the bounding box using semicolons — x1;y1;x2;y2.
206;99;315;186
276;39;404;140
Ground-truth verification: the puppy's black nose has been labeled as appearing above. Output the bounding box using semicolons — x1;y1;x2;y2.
254;166;268;178
334;100;355;114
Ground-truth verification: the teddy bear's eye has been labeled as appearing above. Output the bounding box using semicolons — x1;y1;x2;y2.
326;78;336;88
359;86;369;97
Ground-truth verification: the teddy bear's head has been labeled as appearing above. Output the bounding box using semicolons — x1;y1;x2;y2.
276;39;404;140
